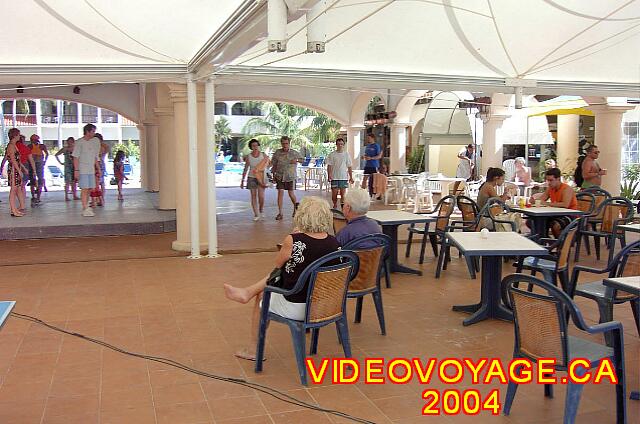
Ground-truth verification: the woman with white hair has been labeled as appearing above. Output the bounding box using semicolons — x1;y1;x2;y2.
514;157;532;186
224;196;340;360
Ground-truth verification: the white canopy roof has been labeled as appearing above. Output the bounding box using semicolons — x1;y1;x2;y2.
0;1;638;97
225;0;640;96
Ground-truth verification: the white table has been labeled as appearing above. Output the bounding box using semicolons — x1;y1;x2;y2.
603;276;640;401
447;232;548;326
367;210;437;275
428;177;465;196
509;206;586;238
620;223;640;233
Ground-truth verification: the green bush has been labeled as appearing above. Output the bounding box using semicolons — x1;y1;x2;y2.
406;145;425;174
621;164;640;200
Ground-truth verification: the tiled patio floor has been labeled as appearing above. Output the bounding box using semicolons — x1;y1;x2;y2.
0;234;638;423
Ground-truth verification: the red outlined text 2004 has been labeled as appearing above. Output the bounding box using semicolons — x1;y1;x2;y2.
306;357;618;415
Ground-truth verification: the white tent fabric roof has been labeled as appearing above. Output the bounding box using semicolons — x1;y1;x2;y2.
231;0;640;87
2;0;244;65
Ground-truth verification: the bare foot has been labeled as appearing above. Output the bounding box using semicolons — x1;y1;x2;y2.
223;284;252;304
234;347;263;361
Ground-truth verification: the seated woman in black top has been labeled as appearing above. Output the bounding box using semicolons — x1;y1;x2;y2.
224;196;340;360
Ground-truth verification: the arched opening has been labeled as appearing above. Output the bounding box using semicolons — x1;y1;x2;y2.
214;102;227;115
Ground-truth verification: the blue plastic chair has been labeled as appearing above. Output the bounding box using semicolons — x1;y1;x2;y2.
301;157;312;167
255;250;360;385
214;162;224;174
501;273;627;424
343;234;392;335
315;157;325;167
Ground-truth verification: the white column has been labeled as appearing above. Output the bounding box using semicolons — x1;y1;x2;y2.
481;116;508;176
143;123;159;192
204;79;219;257
591;105;633;195
346;125;363;170
556;114;579;172
35;100;43;141
137;124;148;190
186;77;201;259
155;107;176;210
390;123;409;173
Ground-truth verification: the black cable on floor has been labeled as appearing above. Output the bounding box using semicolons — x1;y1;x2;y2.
9;312;377;424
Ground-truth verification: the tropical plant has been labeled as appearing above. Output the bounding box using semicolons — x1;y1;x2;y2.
215;116;232;146
241;102;341;157
621;163;640;200
406;145;425;174
112;140;140;161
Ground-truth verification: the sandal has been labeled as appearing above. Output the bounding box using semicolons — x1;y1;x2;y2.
275;213;283;221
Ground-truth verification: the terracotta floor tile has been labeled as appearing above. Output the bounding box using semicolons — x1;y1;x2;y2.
43;394;100;418
257;388;317;414
208;395;267;421
270;409;334;423
100;385;153;411
217;415;273;424
0;379;51;403
41;412;100;424
155;401;213;424
49;376;101;398
152;382;206;405
100;406;157;424
0;398;46;424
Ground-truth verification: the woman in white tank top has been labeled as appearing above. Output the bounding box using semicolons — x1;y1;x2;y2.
241;139;270;221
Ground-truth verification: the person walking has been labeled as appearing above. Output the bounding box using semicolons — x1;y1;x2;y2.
581;145;606;189
3;128;26;216
113;150;128;201
361;134;382;197
241;139;270;221
326;137;353;209
271;136;303;220
55;137;79;201
456;144;475;181
28;134;48;205
73;124;101;217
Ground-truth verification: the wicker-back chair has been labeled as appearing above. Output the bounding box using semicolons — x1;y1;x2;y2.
448;195;482;278
515;218;581;292
405;195;456;265
573;192;596;261
343;234;391;335
255;250;359;385
331;208;348;235
481;197;518;232
570;240;640;346
579;197;633;262
500;274;627;424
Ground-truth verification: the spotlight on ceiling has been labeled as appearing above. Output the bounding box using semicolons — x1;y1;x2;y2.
16;86;24;94
73;86;81;94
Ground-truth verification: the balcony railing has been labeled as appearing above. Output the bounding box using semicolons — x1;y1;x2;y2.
82;115;98;123
4;114;38;126
40;114;58;124
121;117;136;126
62;114;78;124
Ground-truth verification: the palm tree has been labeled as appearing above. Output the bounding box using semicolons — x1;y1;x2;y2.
241;102;341;156
215;116;232;147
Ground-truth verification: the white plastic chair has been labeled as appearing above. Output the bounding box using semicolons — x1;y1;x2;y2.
503;159;516;182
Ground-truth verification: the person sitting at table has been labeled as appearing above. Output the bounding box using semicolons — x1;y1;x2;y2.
514;157;532;186
223;196;340;361
477;167;512;210
528;168;577;237
336;188;382;246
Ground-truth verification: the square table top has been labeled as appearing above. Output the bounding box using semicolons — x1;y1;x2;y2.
367;210;438;225
509;206;586;216
447;232;549;256
619;223;640;233
0;301;15;330
603;276;640;296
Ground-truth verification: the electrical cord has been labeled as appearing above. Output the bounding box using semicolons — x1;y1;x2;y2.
9;312;377;424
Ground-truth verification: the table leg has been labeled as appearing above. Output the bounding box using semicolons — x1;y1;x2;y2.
631;391;639;401
532;217;548;239
383;224;423;276
452;256;513;326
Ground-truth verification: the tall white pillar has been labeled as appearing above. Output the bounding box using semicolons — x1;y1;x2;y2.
137;124;148;190
204;79;218;258
155;107;176;210
481;115;508;176
186;77;201;259
346;125;363;170
556;114;579;173
591;105;633;195
390;123;409;173
143;123;159;192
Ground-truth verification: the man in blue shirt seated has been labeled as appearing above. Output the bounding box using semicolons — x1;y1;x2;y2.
336;188;382;246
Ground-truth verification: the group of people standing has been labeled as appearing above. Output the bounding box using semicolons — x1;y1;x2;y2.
240;134;384;221
1;123;128;218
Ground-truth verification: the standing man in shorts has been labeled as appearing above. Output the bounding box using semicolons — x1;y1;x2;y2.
326;137;353;209
73;124;101;217
361;134;382;197
271;136;303;220
29;134;49;206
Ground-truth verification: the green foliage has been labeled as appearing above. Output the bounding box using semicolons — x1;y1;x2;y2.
215;116;232;147
406;145;425;174
241;102;341;157
112;140;140;160
621;164;640;200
